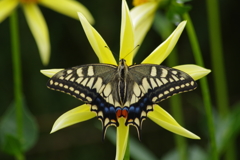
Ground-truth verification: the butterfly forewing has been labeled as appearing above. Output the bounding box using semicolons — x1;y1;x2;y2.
47;64;116;101
129;64;197;103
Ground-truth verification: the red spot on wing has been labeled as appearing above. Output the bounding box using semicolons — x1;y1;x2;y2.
116;109;128;119
116;110;122;118
122;109;128;117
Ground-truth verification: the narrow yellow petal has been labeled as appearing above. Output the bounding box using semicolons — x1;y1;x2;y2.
39;0;94;24
22;4;50;65
119;0;134;65
148;105;200;139
115;117;129;160
77;12;117;65
130;2;158;57
0;0;18;22
40;69;64;78
51;104;95;133
142;21;187;64
151;105;180;126
133;0;151;6
173;64;211;81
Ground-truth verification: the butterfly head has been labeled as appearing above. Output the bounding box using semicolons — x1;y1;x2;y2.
119;59;126;65
118;59;129;74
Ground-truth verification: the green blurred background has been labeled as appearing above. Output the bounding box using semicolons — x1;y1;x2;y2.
0;0;239;159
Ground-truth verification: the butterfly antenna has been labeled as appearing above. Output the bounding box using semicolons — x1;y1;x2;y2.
104;46;118;58
122;45;140;60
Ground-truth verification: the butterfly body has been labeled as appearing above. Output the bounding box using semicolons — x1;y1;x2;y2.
47;59;197;139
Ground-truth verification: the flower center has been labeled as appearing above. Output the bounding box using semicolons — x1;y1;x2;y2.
133;0;151;6
19;0;39;4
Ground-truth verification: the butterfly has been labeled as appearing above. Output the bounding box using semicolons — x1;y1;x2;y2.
47;59;197;139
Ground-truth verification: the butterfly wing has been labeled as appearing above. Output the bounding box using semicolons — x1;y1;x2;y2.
47;64;121;137
47;62;197;140
126;64;197;138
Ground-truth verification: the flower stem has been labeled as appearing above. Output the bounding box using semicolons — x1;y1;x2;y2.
206;0;229;117
183;13;218;160
10;10;25;160
206;0;235;159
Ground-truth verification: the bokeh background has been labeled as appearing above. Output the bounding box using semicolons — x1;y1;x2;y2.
0;0;239;159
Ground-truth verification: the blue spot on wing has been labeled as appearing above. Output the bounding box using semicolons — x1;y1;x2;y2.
124;96;154;140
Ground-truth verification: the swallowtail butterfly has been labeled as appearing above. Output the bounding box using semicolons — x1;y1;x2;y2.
47;59;197;139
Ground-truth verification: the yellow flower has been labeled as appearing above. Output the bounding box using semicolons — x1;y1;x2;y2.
132;0;158;6
0;0;94;65
41;0;210;159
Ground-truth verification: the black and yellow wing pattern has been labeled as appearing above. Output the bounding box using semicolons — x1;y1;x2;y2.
47;59;197;139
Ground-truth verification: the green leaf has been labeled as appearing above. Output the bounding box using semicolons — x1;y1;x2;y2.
0;98;38;155
129;137;158;160
1;134;22;156
188;145;208;160
215;102;240;154
175;0;192;3
162;145;208;160
166;2;191;24
153;12;174;39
